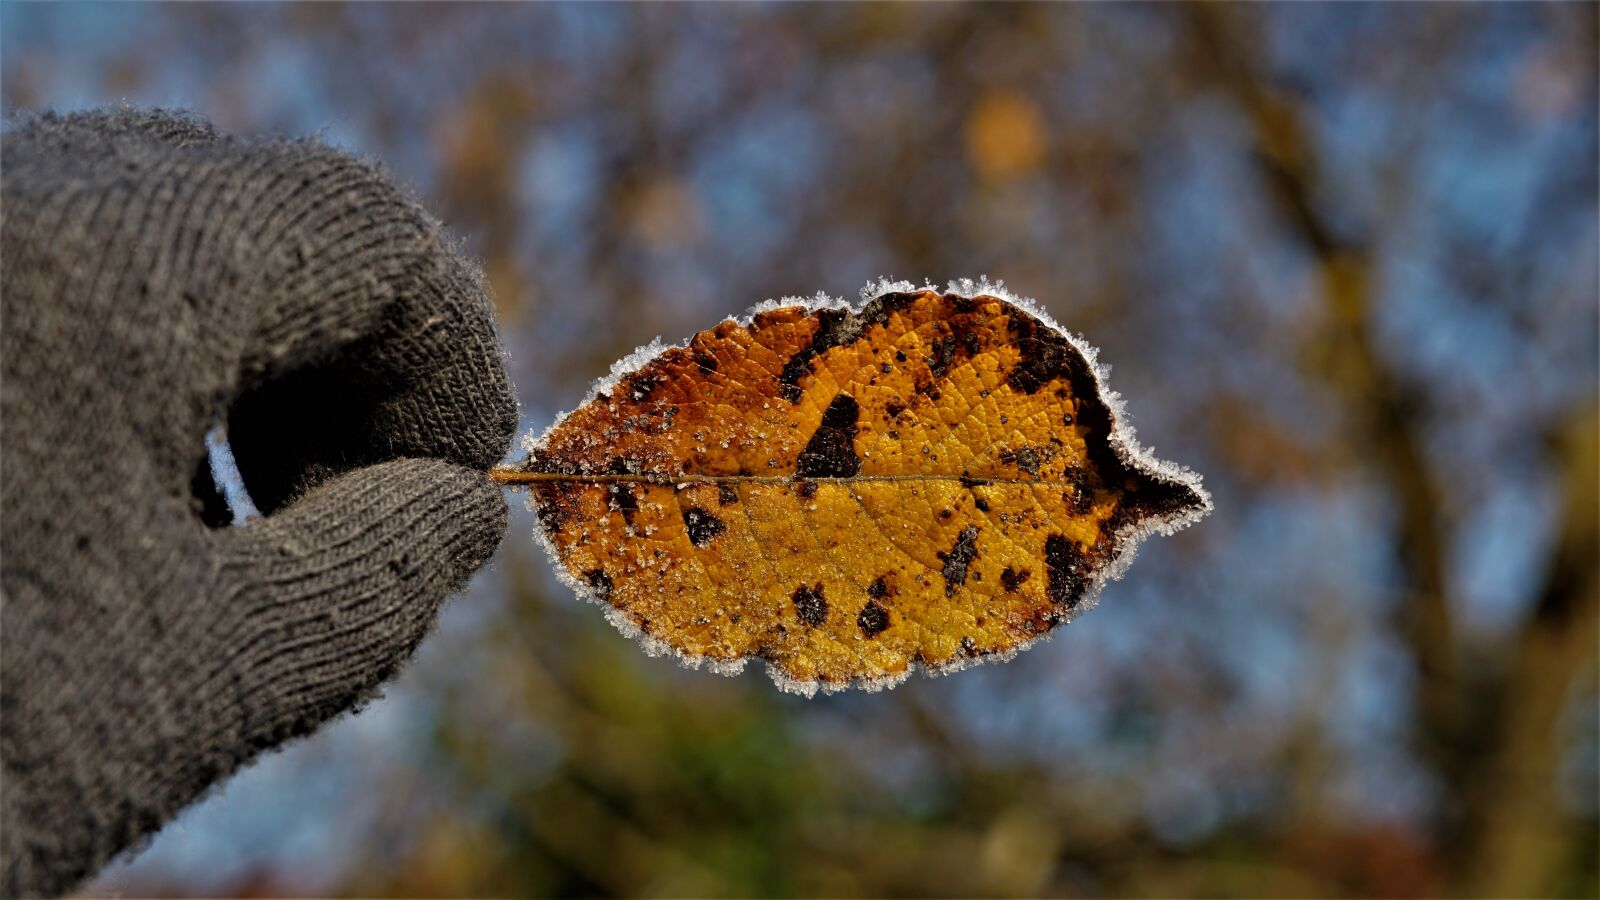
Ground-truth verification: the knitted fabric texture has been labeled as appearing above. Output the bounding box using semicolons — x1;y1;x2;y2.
0;109;518;896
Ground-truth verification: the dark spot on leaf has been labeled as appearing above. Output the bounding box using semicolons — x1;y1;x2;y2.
777;294;915;403
717;484;739;506
927;336;957;379
1001;567;1031;593
608;483;640;525
1062;412;1074;426
1066;468;1094;514
858;600;890;636
795;393;861;478
1045;534;1088;607
999;446;1044;476
938;508;953;520
895;350;907;362
937;525;980;597
693;349;718;373
625;372;659;403
683;506;726;547
1105;470;1210;543
959;475;992;512
585;569;613;603
1022;608;1061;635
885;402;906;420
793;583;828;626
796;479;818;499
867;576;893;599
534;483;577;533
1005;312;1077;395
779;309;852;402
960;326;982;356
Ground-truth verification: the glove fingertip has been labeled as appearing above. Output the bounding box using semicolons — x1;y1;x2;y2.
213;459;506;735
277;458;508;596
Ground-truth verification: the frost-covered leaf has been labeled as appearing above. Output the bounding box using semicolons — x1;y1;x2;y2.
504;280;1211;695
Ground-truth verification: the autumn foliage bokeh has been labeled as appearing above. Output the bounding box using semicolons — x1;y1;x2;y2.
4;4;1595;897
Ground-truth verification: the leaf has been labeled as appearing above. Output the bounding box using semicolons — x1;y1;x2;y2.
503;279;1211;696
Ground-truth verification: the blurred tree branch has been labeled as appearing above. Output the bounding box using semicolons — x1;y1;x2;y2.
1185;0;1458;792
1466;410;1599;896
1187;7;1598;895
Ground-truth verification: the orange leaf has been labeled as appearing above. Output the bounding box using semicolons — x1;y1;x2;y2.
502;279;1210;695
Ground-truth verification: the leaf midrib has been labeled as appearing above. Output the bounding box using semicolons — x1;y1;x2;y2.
491;469;1077;486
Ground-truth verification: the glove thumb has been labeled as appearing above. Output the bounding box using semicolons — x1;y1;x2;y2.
210;457;506;744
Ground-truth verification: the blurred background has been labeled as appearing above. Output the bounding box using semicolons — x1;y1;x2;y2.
4;3;1596;897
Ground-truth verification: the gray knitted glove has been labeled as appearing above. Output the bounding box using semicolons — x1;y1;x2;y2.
0;109;518;896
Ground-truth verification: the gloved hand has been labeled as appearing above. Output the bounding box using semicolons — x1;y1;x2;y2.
0;109;518;896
